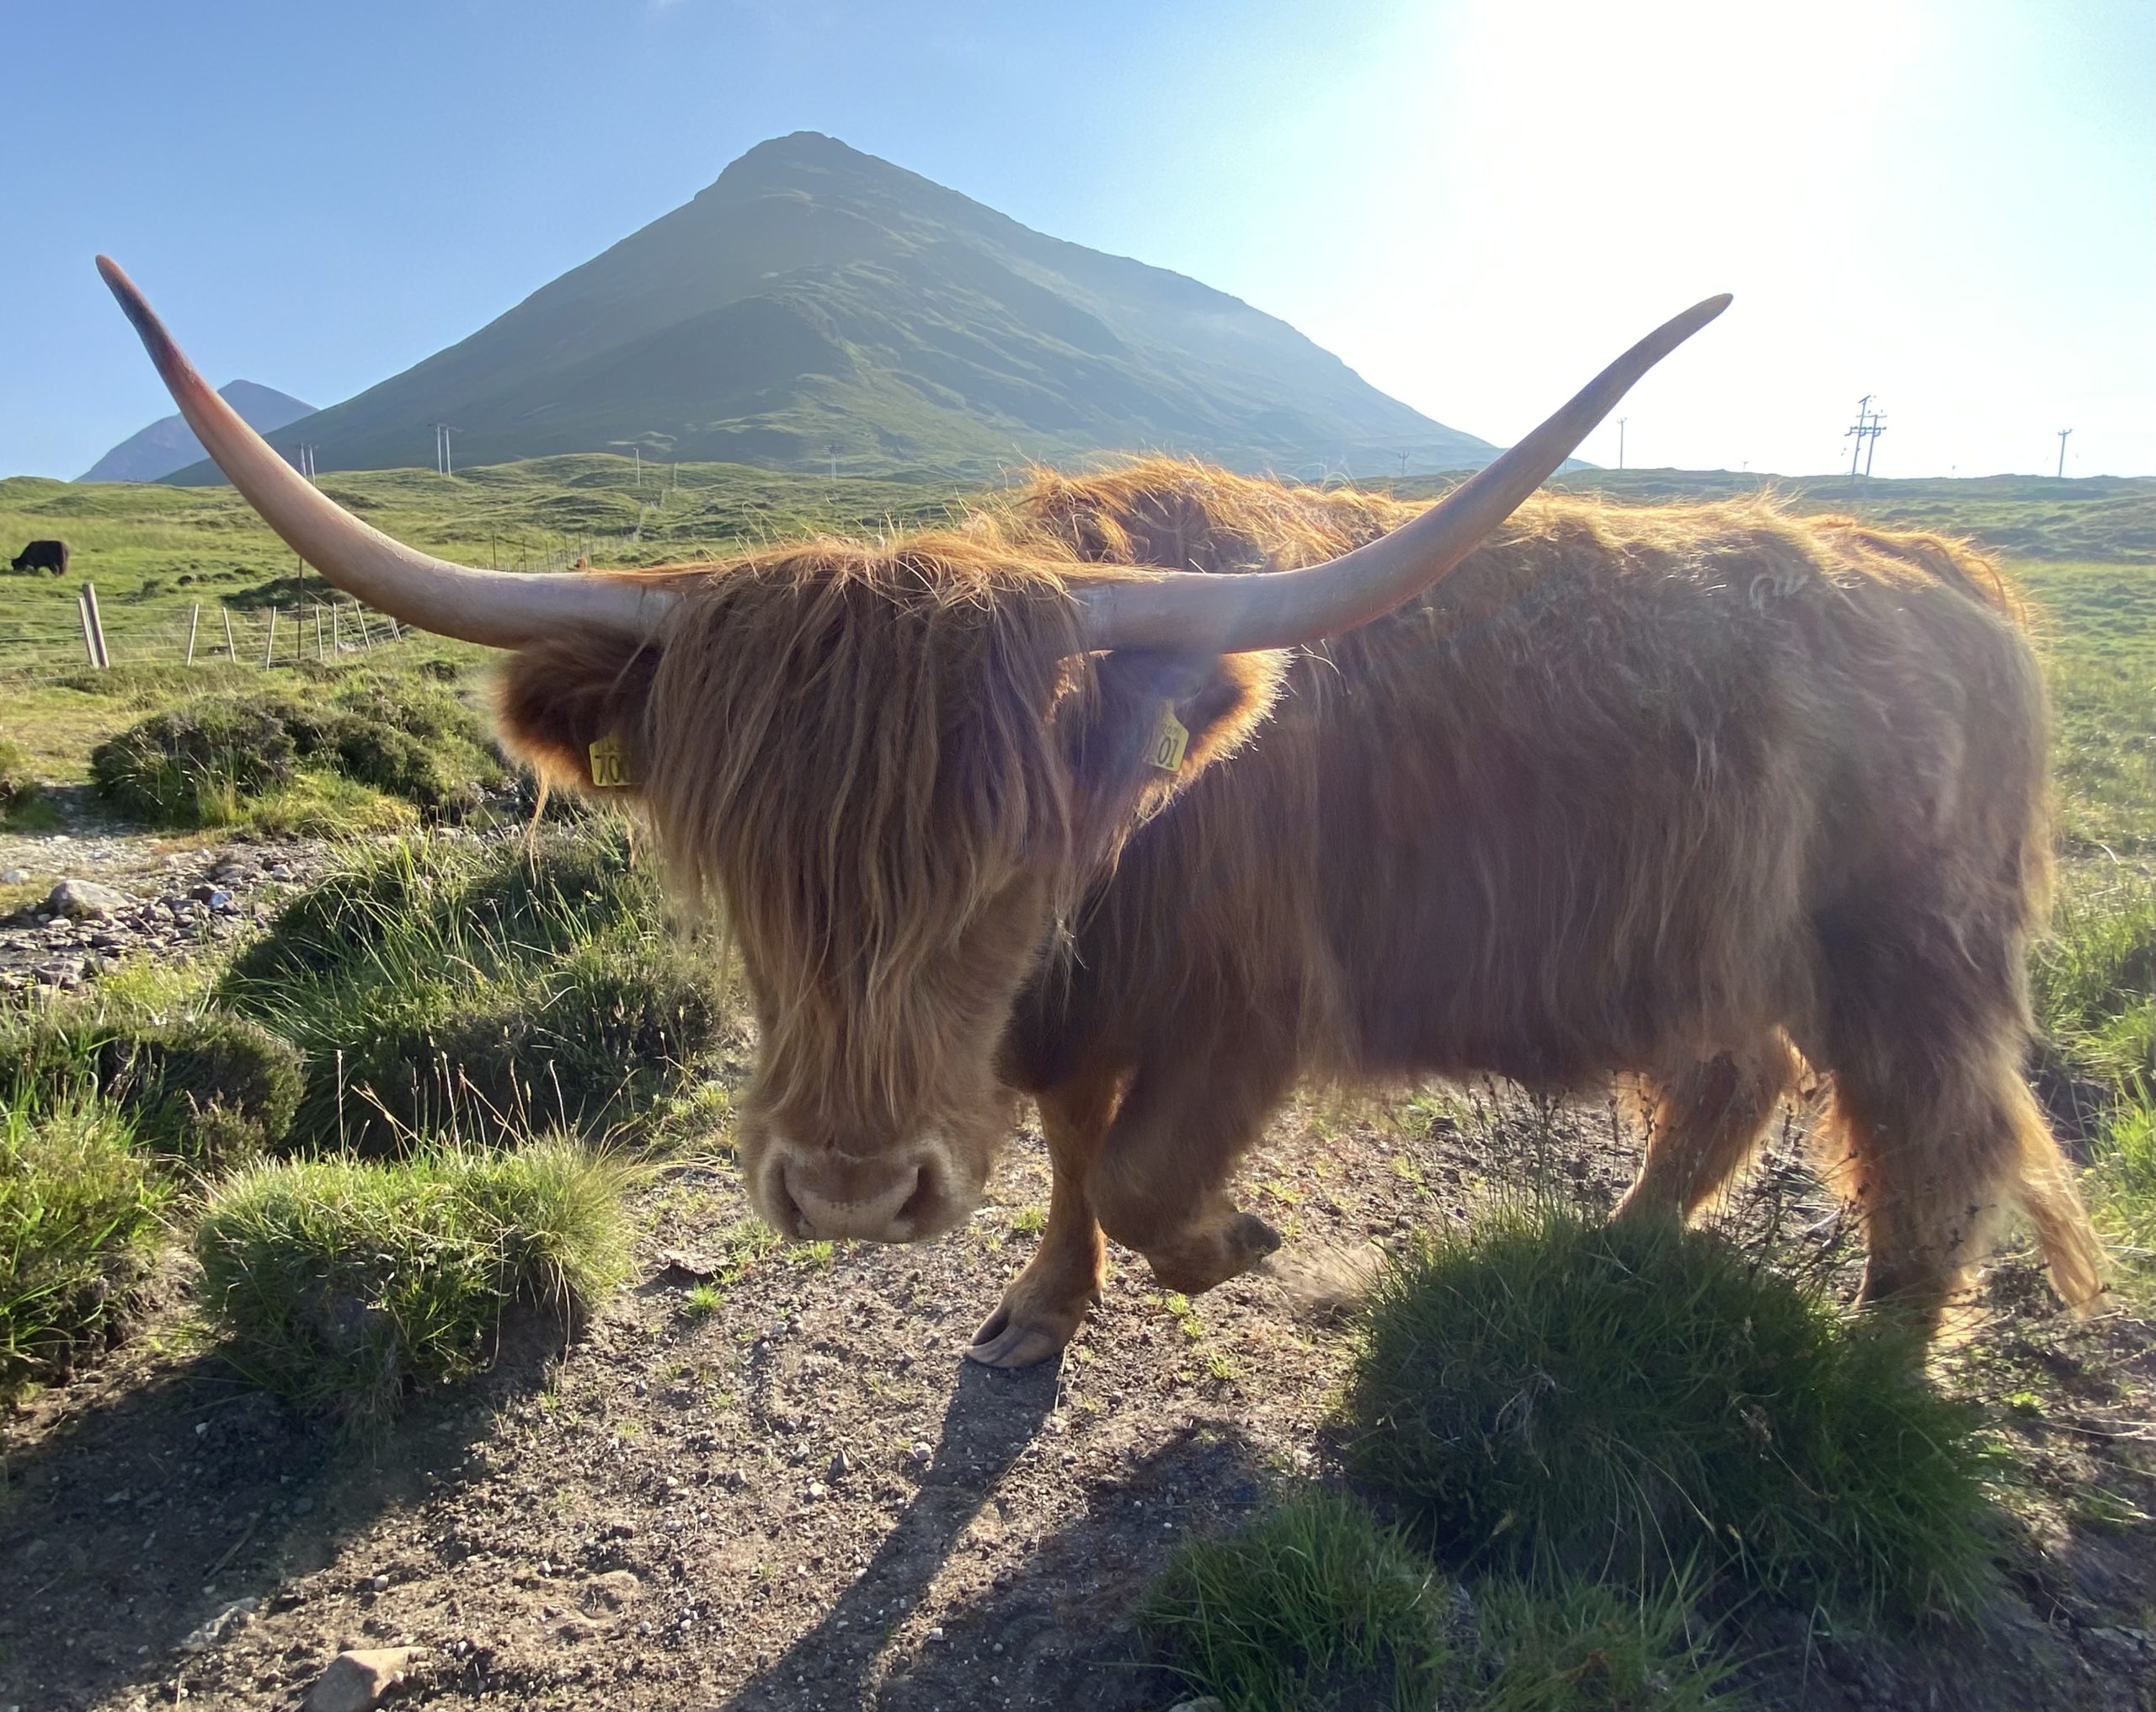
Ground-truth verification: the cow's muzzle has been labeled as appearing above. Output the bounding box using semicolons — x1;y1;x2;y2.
755;1144;967;1243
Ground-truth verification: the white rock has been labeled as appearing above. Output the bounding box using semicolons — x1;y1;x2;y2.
303;1647;420;1712
48;877;131;920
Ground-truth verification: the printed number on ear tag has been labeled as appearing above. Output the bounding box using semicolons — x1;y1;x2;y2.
1149;702;1190;773
588;733;634;788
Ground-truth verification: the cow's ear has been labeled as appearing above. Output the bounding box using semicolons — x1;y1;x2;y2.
1064;647;1286;849
495;636;664;797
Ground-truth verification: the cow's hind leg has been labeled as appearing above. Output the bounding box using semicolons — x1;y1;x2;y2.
1822;1040;2099;1336
1814;921;2103;1337
969;1069;1120;1369
1613;1035;1801;1226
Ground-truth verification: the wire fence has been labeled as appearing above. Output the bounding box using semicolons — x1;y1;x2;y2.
0;584;411;674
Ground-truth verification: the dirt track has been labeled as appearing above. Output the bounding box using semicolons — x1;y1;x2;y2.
3;1087;2153;1712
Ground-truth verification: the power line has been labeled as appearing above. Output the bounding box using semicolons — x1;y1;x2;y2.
1844;395;1886;477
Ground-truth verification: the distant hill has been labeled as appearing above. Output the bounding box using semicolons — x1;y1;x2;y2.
82;380;313;483
168;132;1496;484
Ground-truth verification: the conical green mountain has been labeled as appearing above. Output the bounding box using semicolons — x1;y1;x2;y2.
171;132;1494;483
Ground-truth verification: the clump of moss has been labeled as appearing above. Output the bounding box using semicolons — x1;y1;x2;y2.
0;1005;306;1171
1141;1490;1451;1712
0;736;45;823
87;675;505;830
216;824;722;1153
1139;1490;1737;1712
1;1096;170;1392
194;1139;628;1432
1343;1206;1999;1620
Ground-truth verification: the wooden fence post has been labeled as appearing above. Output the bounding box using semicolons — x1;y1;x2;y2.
77;589;99;667
353;604;373;649
330;604;341;653
221;605;237;661
262;607;278;667
184;601;200;664
314;604;325;662
80;582;110;669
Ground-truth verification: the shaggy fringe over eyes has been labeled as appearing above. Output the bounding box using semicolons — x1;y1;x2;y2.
638;535;1092;1125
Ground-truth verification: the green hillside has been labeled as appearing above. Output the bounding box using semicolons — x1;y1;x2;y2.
164;133;1493;485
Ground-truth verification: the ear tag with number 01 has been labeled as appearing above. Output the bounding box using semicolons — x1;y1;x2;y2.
588;733;634;788
1149;701;1190;773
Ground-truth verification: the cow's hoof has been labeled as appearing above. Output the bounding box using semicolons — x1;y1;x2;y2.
966;1304;1078;1369
1144;1211;1283;1294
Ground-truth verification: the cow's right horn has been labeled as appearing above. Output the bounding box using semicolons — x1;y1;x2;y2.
97;257;671;649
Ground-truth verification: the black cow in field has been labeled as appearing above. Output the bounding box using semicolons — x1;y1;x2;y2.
9;540;68;577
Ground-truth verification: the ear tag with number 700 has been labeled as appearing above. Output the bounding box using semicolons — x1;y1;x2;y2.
588;733;634;788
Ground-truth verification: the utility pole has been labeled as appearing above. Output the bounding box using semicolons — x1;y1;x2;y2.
440;426;456;477
1844;396;1886;477
1617;418;1626;472
1396;450;1409;479
828;441;840;483
2056;429;2073;478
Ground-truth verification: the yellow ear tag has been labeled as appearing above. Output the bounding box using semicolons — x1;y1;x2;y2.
1149;701;1190;773
588;733;634;788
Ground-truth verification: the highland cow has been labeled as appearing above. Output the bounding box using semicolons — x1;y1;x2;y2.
100;256;2099;1370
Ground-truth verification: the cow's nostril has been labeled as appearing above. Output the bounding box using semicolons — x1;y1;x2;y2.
771;1165;809;1237
897;1165;938;1231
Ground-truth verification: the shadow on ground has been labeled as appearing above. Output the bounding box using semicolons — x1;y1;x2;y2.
0;1309;573;1711
718;1357;1267;1712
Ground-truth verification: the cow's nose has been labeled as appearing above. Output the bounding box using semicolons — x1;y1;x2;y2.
780;1157;943;1241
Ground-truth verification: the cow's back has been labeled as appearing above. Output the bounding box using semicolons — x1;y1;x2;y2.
1017;472;2047;1096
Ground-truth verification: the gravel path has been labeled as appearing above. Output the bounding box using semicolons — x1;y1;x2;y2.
0;819;340;996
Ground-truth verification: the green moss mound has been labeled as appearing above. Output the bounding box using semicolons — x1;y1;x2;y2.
216;824;722;1153
1141;1490;1451;1712
87;675;504;829
194;1139;627;1432
0;1006;305;1171
1140;1491;1736;1712
1;1096;170;1391
1343;1207;1999;1620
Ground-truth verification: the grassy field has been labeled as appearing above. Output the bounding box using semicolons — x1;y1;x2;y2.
0;461;2148;1709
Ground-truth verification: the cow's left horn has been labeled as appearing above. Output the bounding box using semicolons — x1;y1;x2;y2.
1070;293;1732;653
96;257;671;648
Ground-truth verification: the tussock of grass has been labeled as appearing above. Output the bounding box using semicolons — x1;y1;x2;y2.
1141;1489;1451;1712
215;824;723;1152
193;1138;628;1431
2033;875;2154;1275
1;1096;169;1390
0;1000;305;1171
1344;1207;1998;1620
0;734;44;822
2035;877;2155;1096
88;675;503;831
1141;1491;1736;1712
1470;1576;1736;1712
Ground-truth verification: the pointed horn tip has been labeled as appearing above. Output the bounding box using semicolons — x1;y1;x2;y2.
94;255;184;375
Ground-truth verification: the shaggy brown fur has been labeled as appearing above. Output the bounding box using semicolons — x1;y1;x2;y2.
496;458;2102;1363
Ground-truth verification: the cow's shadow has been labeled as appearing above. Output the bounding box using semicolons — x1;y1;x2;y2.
718;1359;1267;1712
0;1306;569;1711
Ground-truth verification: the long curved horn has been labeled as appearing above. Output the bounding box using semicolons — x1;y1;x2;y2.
96;257;670;648
1070;293;1732;653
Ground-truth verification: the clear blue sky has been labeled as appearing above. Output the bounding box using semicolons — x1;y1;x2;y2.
7;0;2150;479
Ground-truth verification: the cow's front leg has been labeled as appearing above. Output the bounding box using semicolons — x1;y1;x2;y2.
1088;1034;1291;1296
969;1069;1120;1369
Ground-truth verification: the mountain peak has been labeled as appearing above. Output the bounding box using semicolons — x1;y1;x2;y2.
157;142;1494;484
80;380;314;483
